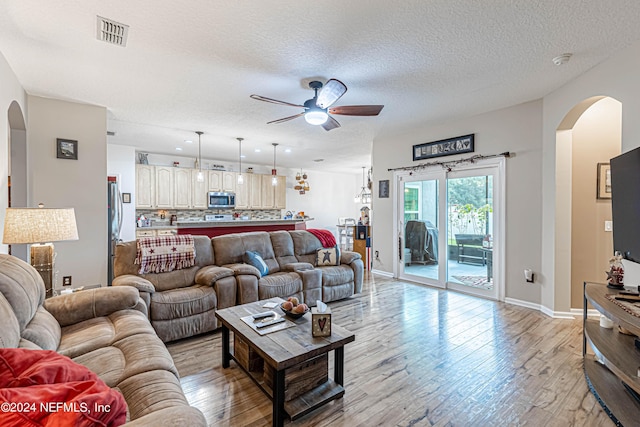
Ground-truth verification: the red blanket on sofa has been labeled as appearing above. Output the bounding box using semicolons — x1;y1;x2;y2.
0;348;127;427
307;229;337;248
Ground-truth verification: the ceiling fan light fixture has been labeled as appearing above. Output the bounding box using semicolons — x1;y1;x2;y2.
305;110;328;125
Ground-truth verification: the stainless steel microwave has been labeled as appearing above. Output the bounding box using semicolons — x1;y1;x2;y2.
208;191;235;209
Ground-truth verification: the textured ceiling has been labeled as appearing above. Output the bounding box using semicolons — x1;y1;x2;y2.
2;1;640;174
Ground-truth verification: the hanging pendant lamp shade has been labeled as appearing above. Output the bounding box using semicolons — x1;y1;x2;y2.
271;143;279;186
196;131;204;182
237;137;244;184
354;166;372;204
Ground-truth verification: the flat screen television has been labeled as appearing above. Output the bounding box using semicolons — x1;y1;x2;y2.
610;146;640;263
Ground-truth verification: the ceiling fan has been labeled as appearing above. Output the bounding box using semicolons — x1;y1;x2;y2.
250;79;384;131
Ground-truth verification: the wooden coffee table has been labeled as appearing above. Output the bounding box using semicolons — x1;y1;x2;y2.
215;298;355;426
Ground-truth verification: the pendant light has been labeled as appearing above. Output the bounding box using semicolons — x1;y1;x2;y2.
237;137;244;184
354;166;372;204
196;131;204;182
271;143;279;186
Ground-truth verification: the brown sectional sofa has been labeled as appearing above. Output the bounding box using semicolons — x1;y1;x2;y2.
0;254;206;426
113;229;363;343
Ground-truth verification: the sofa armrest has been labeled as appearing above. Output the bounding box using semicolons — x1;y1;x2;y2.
195;265;235;286
340;250;362;264
281;262;315;272
112;274;156;293
224;263;261;278
43;287;141;327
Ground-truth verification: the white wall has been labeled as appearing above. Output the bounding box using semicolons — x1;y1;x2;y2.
0;52;27;254
542;38;640;313
107;144;136;242
372;100;543;303
27;95;107;288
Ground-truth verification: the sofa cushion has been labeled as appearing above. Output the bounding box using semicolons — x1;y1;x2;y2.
0;254;46;332
316;246;341;266
21;306;61;350
212;232;280;273
270;231;299;267
243;250;269;277
149;285;217;321
258;273;303;300
318;265;354;287
0;293;20;348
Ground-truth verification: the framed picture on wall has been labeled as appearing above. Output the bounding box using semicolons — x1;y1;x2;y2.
56;138;78;160
597;162;611;199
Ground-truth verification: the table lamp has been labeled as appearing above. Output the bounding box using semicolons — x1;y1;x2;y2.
3;206;79;297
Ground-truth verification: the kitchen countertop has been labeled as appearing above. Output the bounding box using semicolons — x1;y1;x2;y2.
176;218;313;228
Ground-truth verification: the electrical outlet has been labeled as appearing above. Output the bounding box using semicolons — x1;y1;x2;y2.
63;276;72;286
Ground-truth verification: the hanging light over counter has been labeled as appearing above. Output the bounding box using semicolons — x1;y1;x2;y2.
354;166;372;204
271;143;279;186
196;131;204;182
236;137;244;184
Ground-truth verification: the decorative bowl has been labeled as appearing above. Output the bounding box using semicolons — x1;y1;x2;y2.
279;302;310;319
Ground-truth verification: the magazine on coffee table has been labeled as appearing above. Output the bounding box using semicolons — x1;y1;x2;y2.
240;311;296;335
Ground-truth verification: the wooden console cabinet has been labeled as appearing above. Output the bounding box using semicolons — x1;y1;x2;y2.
583;282;640;426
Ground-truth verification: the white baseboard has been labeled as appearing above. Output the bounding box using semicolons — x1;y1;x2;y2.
505;297;576;319
370;269;393;278
570;308;601;318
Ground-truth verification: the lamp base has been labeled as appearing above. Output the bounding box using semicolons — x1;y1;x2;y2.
30;244;54;298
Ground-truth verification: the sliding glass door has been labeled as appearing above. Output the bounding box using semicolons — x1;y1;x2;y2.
397;161;502;300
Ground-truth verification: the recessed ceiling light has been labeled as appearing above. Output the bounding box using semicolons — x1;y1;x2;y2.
285;148;291;153
176;147;183;151
240;155;246;158
255;149;261;153
184;140;193;144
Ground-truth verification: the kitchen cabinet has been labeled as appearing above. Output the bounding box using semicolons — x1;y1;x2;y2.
155;166;174;208
235;175;250;209
173;168;192;209
222;171;236;192
135;165;155;209
259;174;286;209
208;170;222;191
249;174;262;208
136;228;177;238
192;170;209;209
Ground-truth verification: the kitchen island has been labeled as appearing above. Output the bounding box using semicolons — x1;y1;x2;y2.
176;218;313;238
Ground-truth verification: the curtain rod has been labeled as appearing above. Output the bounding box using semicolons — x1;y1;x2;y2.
387;151;513;173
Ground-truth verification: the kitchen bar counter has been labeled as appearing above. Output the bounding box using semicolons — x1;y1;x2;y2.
176;218;313;238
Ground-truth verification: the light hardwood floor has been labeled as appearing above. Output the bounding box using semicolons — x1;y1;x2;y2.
167;273;613;426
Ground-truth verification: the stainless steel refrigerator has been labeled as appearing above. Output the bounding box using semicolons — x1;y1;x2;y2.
107;176;123;285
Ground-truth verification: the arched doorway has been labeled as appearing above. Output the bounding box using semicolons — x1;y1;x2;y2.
555;96;621;311
7;100;27;260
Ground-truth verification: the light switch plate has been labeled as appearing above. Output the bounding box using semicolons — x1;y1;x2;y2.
605;221;613;232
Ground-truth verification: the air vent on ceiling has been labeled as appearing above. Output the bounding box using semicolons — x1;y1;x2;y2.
96;16;129;47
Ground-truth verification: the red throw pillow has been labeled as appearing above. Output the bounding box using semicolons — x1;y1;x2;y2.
0;348;127;427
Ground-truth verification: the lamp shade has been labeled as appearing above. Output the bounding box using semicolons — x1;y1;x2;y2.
3;208;79;244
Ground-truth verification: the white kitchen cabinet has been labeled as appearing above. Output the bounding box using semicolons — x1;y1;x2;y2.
249;174;262;208
155;166;174;208
173;168;192;209
136;165;155;209
222;171;236;192
274;175;286;209
208;170;222;191
261;174;275;208
192;169;209;209
235;175;249;209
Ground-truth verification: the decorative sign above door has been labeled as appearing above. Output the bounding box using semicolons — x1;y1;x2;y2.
413;134;475;161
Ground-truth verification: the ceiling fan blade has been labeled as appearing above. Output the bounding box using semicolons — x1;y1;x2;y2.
266;113;305;124
328;105;384;116
250;94;304;108
322;116;341;131
316;79;347;109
